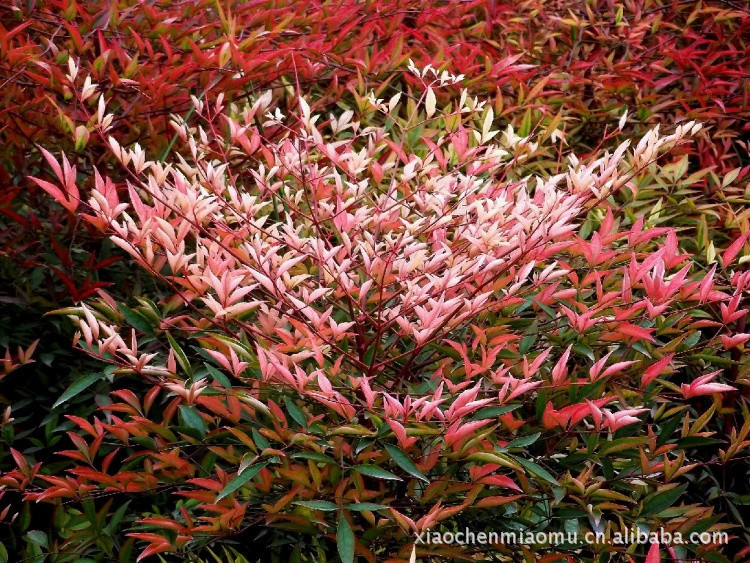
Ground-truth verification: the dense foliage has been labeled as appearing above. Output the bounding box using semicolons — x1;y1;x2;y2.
0;1;749;561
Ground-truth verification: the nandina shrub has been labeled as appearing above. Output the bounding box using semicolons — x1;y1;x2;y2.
0;5;541;499
8;67;750;562
2;7;748;527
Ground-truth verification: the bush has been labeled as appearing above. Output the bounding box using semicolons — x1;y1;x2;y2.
7;66;748;561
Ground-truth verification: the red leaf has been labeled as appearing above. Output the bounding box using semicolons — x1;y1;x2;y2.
722;233;748;266
646;541;660;563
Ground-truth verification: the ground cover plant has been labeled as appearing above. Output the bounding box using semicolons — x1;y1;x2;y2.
0;0;749;561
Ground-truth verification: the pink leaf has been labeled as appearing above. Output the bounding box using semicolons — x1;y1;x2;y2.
642;354;674;386
723;233;749;266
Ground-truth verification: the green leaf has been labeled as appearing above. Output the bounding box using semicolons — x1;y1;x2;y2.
579;216;593;240
105;501;131;533
690;354;735;367
346;502;388;511
520;321;539;357
355;438;375;455
676;437;725;448
204;363;232;388
519;107;533;137
25;531;48;549
682;331;702;350
552;486;567;503
640;485;686;517
505;432;541;449
238;454;258;475
686;516;720;537
535;390;548;424
295;501;338;511
284;397;307;428
511;456;559;486
178;405;206;438
557;452;591;468
519;333;537;354
536;301;557;319
53;373;101;408
131;436;157;450
363;345;376;366
117;304;154;336
599;436;649;455
82;498;96;527
352;465;402;481
701;551;731;563
572;342;595;362
513;297;534;315
337;512;355;563
632;341;652;358
656;415;683;447
251;428;270;450
384;444;428;483
291;452;338;465
166;332;193;377
471;405;519;420
216;463;267;501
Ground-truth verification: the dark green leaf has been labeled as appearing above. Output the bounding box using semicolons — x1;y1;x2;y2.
657;415;682;447
53;373;101;408
204;363;232;388
291;452;338;465
25;531;48;549
284;397;307;428
251;428;269;450
346;502;388;511
471;405;518;420
505;432;541;449
572;342;595;361
216;463;267;501
295;500;338;511
117;304;154;336
519;333;536;354
384;444;428;483
641;485;686;517
166;332;193;376
337;512;355;563
683;331;702;349
178;405;206;438
352;465;402;481
676;437;725;448
511;456;559;486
